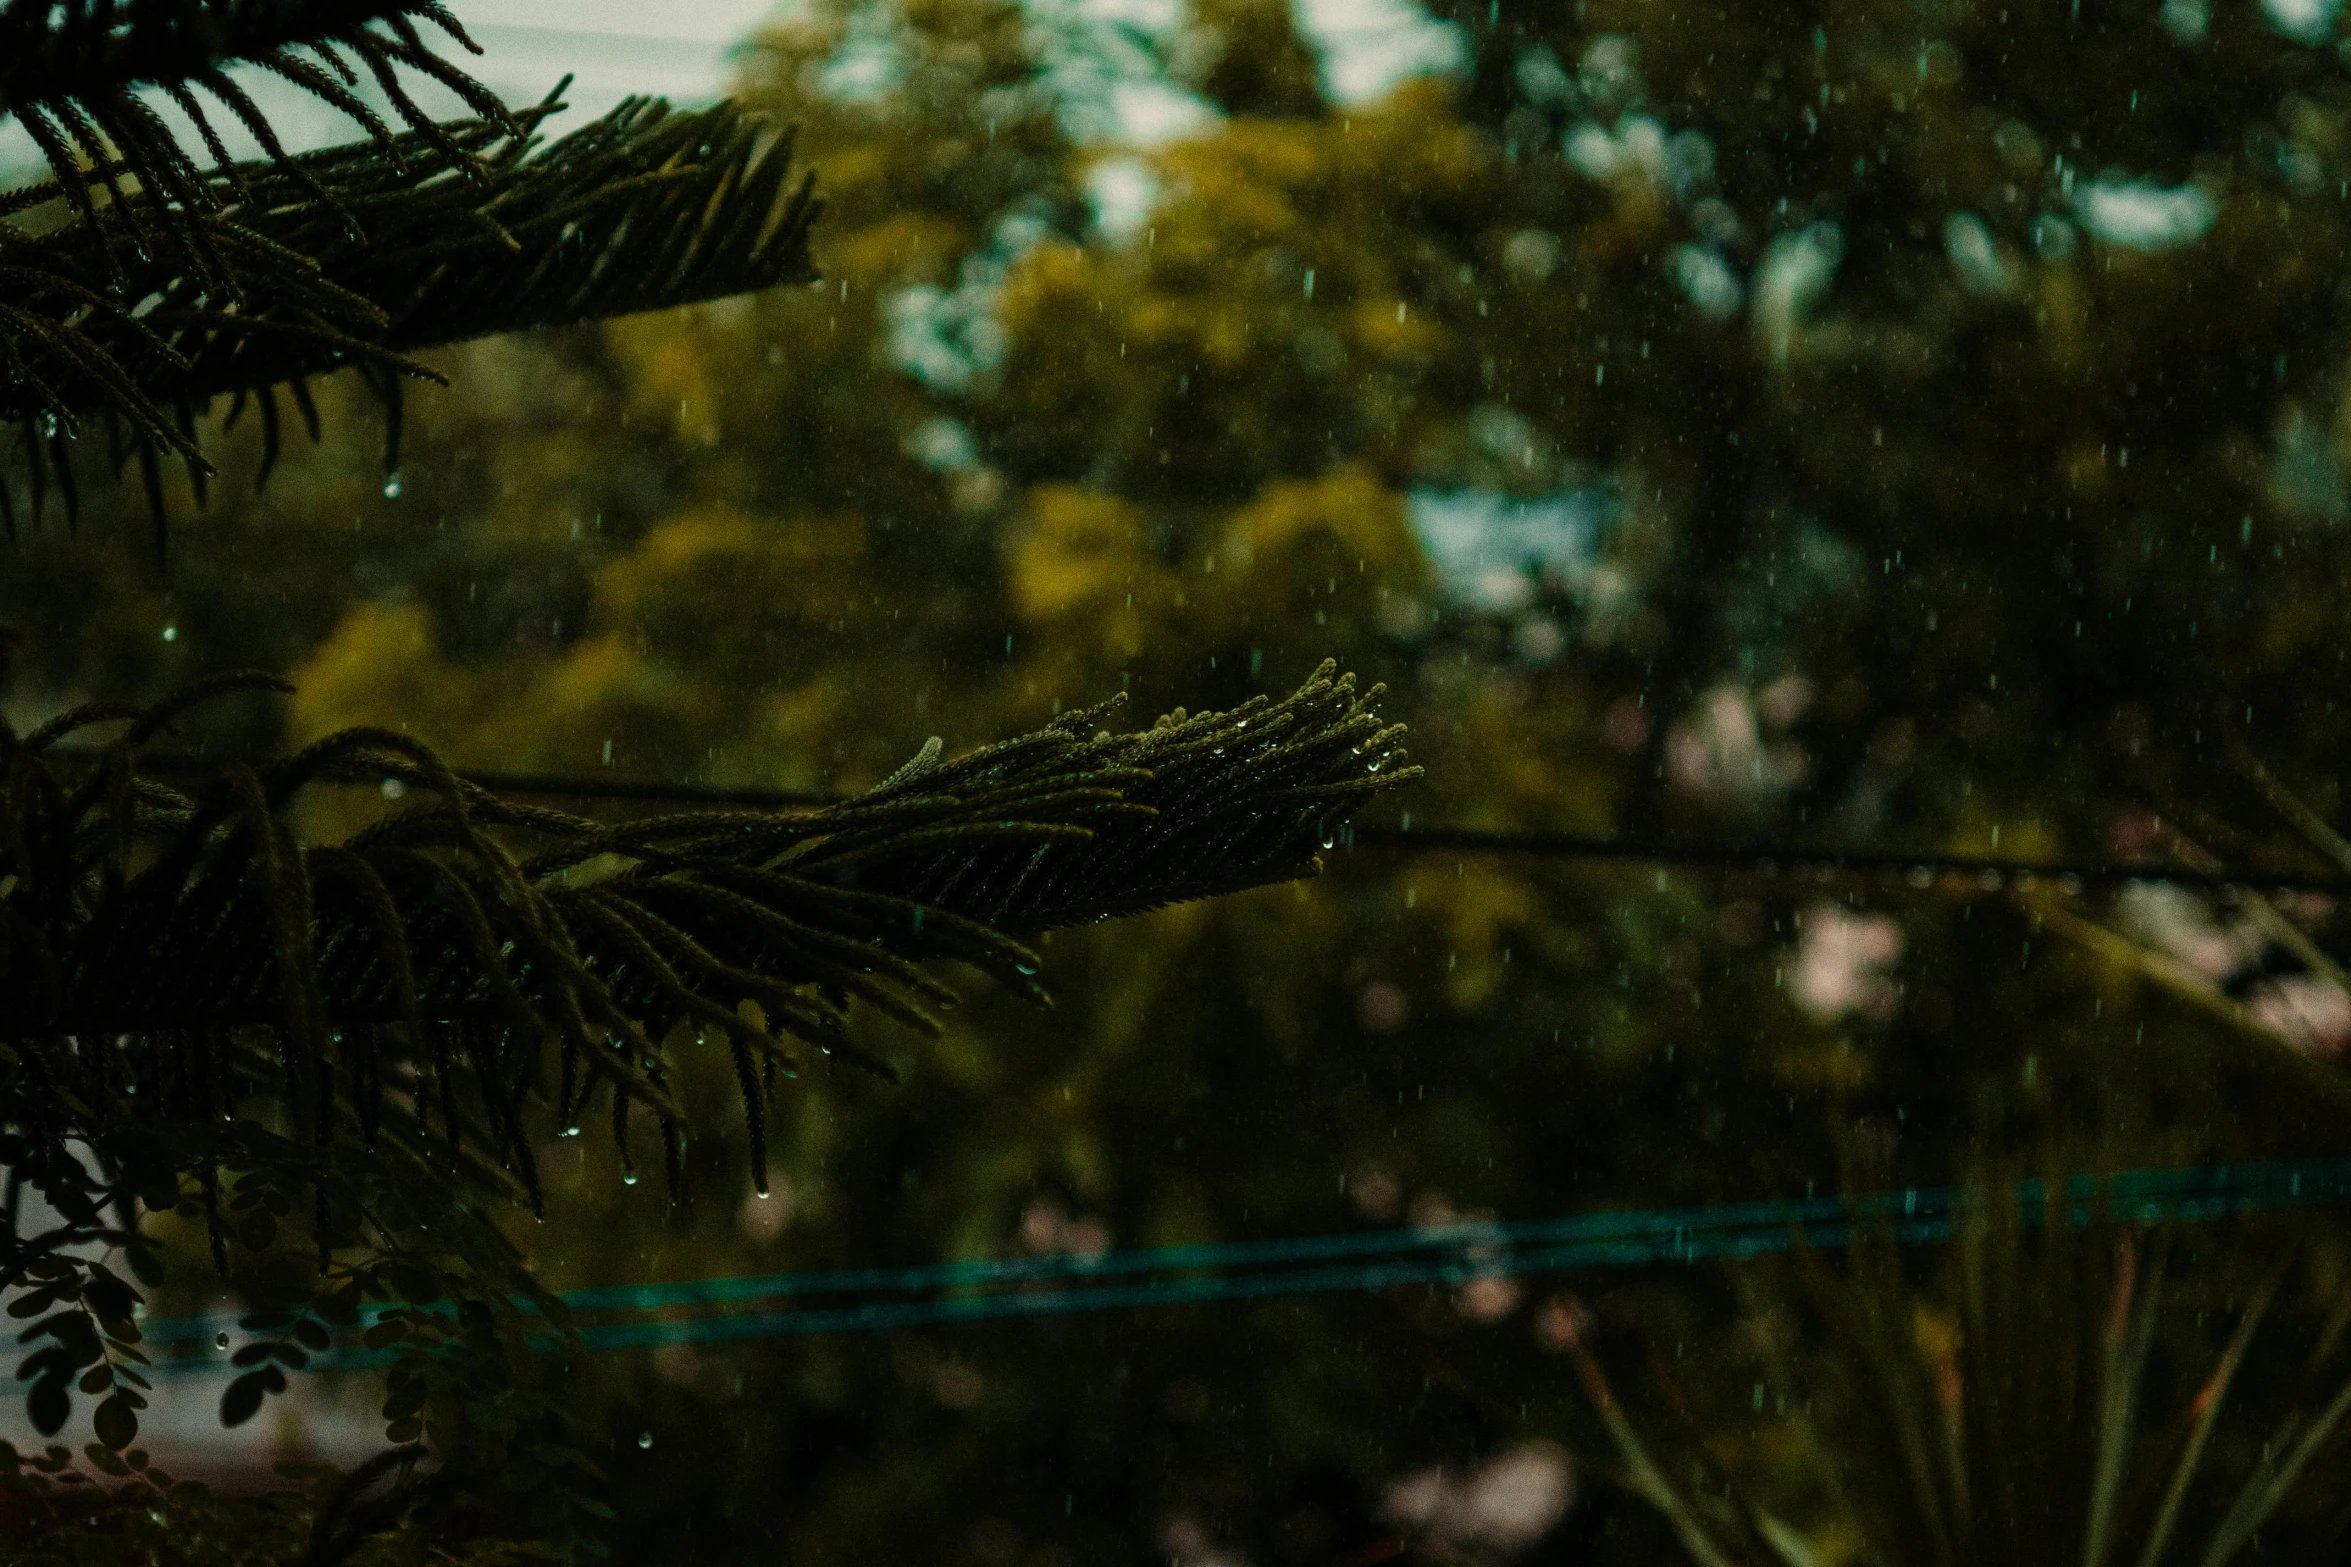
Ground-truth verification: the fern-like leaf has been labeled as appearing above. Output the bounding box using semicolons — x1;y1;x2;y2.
0;661;1415;1203
1;90;819;535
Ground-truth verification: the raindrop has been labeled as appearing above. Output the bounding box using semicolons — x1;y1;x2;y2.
160;625;177;643
381;472;403;499
562;1124;581;1138
622;1172;640;1186
214;1332;229;1350
1015;963;1039;976
637;1431;653;1449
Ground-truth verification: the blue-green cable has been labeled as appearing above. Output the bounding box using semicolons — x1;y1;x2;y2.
131;1155;2351;1376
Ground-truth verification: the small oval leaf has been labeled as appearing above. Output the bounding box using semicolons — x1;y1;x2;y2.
27;1377;69;1437
220;1371;270;1428
93;1394;136;1452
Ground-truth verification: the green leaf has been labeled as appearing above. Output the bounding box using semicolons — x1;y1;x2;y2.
122;1242;166;1289
17;1345;70;1383
82;1277;136;1324
220;1370;272;1428
27;1376;69;1437
29;1312;102;1366
76;1364;111;1395
92;1394;135;1451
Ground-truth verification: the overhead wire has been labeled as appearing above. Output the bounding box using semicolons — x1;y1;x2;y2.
136;1154;2351;1369
61;750;2351;895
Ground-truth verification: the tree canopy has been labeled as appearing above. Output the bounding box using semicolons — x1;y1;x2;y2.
14;0;2351;1561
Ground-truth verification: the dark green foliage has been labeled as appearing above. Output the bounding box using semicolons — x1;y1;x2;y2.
0;659;1408;1187
0;1427;580;1565
0;655;1407;1528
1563;1180;2351;1566
0;3;504;191
0;0;1429;1554
9;93;817;506
1;2;817;536
0;1093;602;1556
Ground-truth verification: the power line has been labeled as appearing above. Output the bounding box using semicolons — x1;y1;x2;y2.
138;1155;2351;1371
1337;825;2345;894
55;750;2348;894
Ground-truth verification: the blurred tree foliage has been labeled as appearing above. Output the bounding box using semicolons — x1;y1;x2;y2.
24;0;2351;1560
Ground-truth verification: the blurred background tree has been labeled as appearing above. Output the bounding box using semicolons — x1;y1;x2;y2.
22;0;2351;1560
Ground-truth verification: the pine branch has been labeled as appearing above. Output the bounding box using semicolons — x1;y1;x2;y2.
0;0;515;284
0;662;1416;1200
0;92;819;530
776;658;1413;930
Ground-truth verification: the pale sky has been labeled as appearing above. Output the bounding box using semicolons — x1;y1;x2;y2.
455;0;1460;129
0;1;1464;193
461;0;786;39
